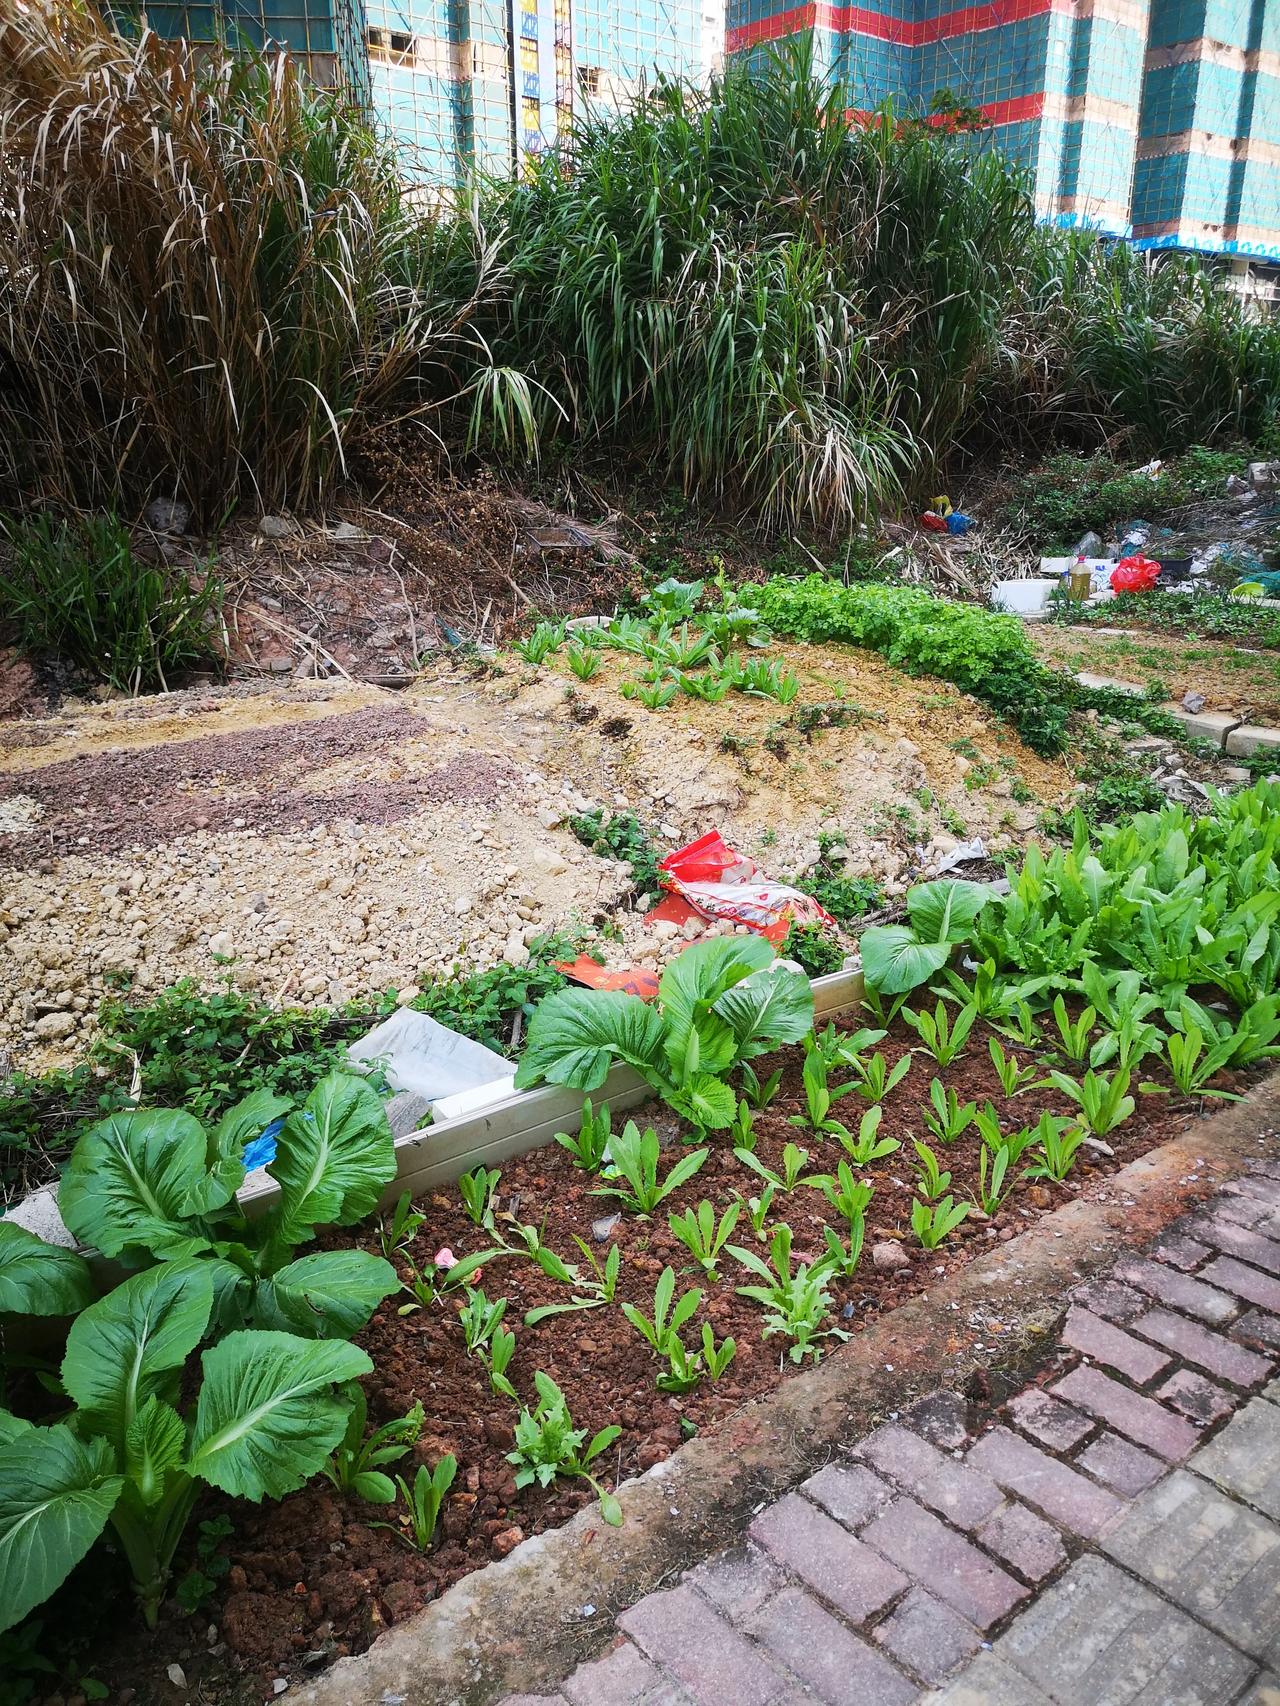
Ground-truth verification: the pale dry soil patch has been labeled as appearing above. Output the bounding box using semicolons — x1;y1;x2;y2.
0;640;1071;1071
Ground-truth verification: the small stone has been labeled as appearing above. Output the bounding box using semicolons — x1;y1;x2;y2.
166;1665;187;1689
34;1011;76;1038
592;1212;621;1241
491;1524;524;1557
145;497;190;533
208;930;234;957
272;1681;288;1696
1182;690;1206;713
872;1241;911;1271
453;894;474;916
258;514;294;538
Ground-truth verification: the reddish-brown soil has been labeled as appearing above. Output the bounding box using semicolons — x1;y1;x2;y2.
32;1013;1253;1704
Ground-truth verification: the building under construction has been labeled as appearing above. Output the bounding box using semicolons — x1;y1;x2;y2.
150;0;715;181
726;0;1280;263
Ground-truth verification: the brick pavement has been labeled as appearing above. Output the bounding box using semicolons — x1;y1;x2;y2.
499;1164;1280;1706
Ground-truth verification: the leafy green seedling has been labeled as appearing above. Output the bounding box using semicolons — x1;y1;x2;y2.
668;1200;741;1280
988;1037;1038;1096
1051;996;1096;1064
971;1145;1012;1216
458;1287;508;1358
729;1098;756;1151
593;1121;708;1216
728;1225;845;1363
991;1002;1039;1047
507;1372;622;1525
921;1078;976;1145
820;1215;866;1278
734;1183;776;1239
912;1139;951;1202
379;1190;426;1261
514;622;566;665
791;1043;859;1134
459;1165;501;1227
850;1051;912;1105
739;1062;782;1109
1042;1067;1135;1137
911;1195;970;1249
622;1266;702;1361
379;1456;457;1551
622;677;678;710
1023;1112;1085;1182
736;1142;809;1193
566;641;601;681
555;1098;612;1171
1163;1019;1244;1098
903;999;977;1067
1090;1012;1162;1073
521;1239;619;1326
807;1160;874;1233
835;1104;901;1166
322;1387;425;1505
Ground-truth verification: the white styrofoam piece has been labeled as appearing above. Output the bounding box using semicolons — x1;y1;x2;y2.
3;1184;78;1248
347;1006;512;1102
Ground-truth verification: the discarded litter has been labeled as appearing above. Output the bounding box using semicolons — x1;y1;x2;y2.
652;829;836;944
347;1007;513;1118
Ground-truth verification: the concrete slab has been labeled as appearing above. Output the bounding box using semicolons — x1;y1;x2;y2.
1190;1398;1280;1520
1226;724;1280;760
1160;705;1244;748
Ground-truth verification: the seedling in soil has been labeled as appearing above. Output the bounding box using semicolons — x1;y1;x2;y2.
504;1220;580;1288
659;1324;736;1392
970;1144;1012;1216
860;987;910;1027
1023;1112;1086;1182
912;1139;951;1202
988;1037;1038;1096
849;1050;912;1105
175;1515;234;1613
459;1165;501;1227
322;1385;425;1504
593;1121;708;1216
1161;1017;1245;1098
566;641;602;681
622;1266;703;1362
398;1254;440;1315
733;1182;777;1239
655;624;716;671
835;1104;900;1166
1090;1011;1162;1073
911;1194;969;1249
991;1001;1039;1047
736;1141;810;1193
668;1199;741;1280
811;1022;887;1072
739;1062;782;1109
507;1372;623;1525
678;667;732;703
1051;995;1096;1063
379;1190;426;1261
790;1042;860;1134
523;1239;620;1326
736;657;799;703
729;1226;846;1363
622;676;679;710
514;621;566;665
458;1286;509;1358
806;1153;875;1225
602;613;650;654
820;1212;866;1278
1078;962;1162;1031
903;998;977;1067
921;1077;977;1145
555;1097;612;1171
1041;1066;1135;1136
728;1097;757;1150
937;958;1051;1022
378;1456;457;1551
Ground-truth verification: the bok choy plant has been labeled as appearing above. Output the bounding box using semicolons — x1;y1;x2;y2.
57;1073;399;1341
514;937;813;1130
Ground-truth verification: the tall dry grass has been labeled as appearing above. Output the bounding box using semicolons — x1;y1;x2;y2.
0;2;508;522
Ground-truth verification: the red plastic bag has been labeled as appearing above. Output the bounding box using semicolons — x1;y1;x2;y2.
656;830;836;946
1110;554;1160;593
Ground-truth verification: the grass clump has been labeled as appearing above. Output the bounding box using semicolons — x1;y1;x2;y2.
0;512;220;691
0;10;509;521
790;832;883;924
569;809;664;896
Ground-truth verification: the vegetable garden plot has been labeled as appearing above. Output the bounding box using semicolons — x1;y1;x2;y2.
2;783;1278;1700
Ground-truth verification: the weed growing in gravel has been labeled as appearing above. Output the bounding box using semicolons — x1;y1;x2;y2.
568;808;663;897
